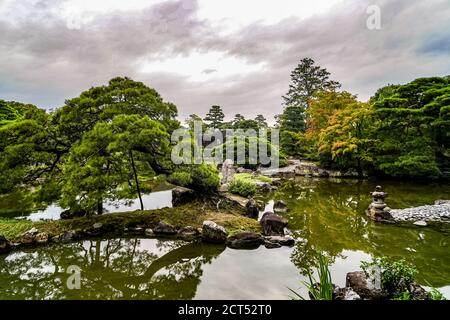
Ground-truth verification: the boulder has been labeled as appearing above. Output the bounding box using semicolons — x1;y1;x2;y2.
22;227;40;245
409;282;429;300
35;233;49;245
60;208;87;220
413;220;428;227
172;187;195;207
260;212;288;236
52;231;77;243
333;287;361;300
202;221;228;244
346;271;389;300
264;241;282;249
0;235;10;255
273;200;289;213
264;235;295;247
435;200;450;205
153;221;177;235
245;198;260;219
226;232;264;249
177;226;200;241
145;228;155;237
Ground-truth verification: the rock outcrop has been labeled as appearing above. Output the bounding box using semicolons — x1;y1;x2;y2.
245;198;260;218
153;221;178;235
202;221;228;244
172;186;195;207
260;212;288;236
226;232;264;249
346;271;389;300
273;200;289;214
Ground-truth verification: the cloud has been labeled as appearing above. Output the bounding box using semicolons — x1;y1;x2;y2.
0;0;449;123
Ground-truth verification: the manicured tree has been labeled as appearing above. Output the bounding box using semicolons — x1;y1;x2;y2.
371;77;450;178
204;105;225;129
60;115;170;214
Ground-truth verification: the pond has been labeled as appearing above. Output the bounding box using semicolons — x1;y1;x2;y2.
0;177;449;300
0;190;173;221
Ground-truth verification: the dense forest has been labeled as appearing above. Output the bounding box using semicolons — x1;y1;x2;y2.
1;58;449;215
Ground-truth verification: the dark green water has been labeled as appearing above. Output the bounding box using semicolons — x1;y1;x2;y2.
0;178;449;300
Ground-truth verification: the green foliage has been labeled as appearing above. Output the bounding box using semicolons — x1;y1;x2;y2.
204;105;225;129
371;76;450;178
169;164;220;194
289;254;333;300
229;178;257;198
428;288;446;300
391;292;412;300
168;171;193;187
279;58;341;156
361;257;417;295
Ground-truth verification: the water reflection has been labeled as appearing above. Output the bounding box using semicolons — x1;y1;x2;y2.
1;177;449;300
3;191;173;221
0;239;224;300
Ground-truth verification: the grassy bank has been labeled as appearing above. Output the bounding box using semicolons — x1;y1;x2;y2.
0;200;260;242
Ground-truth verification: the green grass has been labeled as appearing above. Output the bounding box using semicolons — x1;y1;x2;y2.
234;173;272;183
0;201;261;242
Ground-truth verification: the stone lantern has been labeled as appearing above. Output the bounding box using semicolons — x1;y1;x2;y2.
366;186;393;222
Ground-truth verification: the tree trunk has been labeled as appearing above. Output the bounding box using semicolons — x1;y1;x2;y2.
97;198;103;215
130;150;144;211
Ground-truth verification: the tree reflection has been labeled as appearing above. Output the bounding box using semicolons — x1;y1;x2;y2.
268;178;450;286
0;238;225;300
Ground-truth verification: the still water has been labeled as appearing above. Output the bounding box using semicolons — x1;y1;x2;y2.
0;178;449;300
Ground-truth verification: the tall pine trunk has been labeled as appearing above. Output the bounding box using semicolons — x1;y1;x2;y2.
130;150;144;211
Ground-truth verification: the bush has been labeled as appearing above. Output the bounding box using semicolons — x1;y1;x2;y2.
191;164;220;193
168;171;192;187
229;178;257;198
169;164;220;194
361;257;417;295
428;288;446;300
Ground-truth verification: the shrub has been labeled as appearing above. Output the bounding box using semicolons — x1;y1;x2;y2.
168;171;193;187
361;257;417;295
190;164;220;194
169;164;220;194
428;288;446;300
229;179;257;198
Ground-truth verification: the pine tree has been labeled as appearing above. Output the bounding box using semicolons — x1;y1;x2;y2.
204;105;225;129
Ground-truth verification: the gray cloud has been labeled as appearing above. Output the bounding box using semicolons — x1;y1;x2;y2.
0;0;449;124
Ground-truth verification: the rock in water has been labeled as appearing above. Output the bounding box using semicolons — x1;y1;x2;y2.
0;235;10;255
202;221;228;244
264;235;295;247
153;221;177;235
226;232;264;249
245;198;260;218
273;200;289;213
413;221;428;227
260;212;288;236
177;226;200;241
172;187;195;207
346;271;389;300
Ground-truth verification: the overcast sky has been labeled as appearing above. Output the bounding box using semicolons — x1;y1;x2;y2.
1;0;449;123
